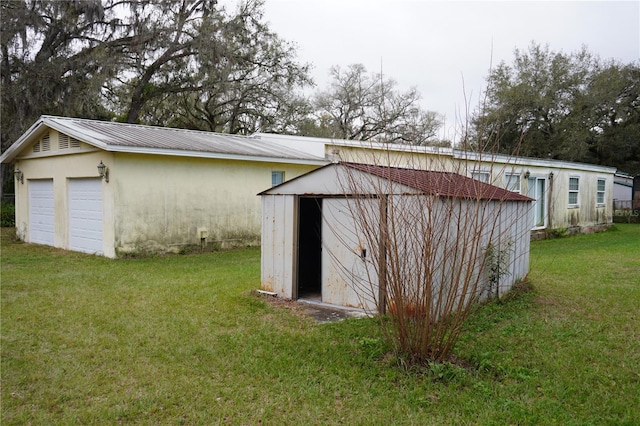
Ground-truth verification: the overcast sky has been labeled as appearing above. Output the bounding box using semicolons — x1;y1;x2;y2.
261;0;640;141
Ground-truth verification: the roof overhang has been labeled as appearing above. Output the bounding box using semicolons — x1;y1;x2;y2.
454;150;617;174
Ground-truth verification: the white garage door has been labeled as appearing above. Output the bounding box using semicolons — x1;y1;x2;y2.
69;178;103;254
29;179;55;245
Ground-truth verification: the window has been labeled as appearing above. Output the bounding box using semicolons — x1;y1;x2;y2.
504;173;521;193
568;177;580;206
597;178;606;205
471;170;490;183
271;171;285;187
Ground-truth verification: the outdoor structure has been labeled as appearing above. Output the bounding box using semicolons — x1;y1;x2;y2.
260;162;533;311
255;133;617;236
0;116;327;257
613;172;634;209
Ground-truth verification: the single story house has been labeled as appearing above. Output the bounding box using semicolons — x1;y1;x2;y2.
0;116;327;257
254;133;617;236
260;162;533;311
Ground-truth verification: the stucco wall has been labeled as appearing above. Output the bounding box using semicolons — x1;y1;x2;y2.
112;153;316;255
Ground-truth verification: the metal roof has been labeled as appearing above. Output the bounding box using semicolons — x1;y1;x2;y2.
344;163;533;201
0;116;328;165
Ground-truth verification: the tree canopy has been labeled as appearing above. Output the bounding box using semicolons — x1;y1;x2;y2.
309;64;443;145
1;0;312;152
470;42;640;174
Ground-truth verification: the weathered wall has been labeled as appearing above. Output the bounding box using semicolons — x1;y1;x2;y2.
329;144;456;172
547;169;612;232
322;197;379;310
113;153;316;255
12;127;319;257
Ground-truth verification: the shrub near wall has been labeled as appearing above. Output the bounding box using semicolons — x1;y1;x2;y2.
0;201;15;227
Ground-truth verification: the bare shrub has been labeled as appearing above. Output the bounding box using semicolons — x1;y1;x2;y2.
325;146;533;364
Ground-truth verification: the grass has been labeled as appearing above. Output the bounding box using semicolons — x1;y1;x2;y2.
1;225;639;424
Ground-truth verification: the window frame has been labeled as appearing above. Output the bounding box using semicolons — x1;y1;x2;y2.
568;176;580;207
271;171;285;187
596;178;606;206
504;173;521;194
471;170;490;183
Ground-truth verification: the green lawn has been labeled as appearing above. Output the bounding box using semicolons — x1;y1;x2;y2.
1;225;639;425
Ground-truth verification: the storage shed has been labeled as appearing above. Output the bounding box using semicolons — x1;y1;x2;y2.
260;162;533;312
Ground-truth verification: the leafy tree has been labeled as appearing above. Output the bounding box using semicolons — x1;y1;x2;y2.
472;42;640;174
134;0;312;134
310;64;442;144
102;0;312;132
581;62;640;174
1;0;312;193
1;0;127;151
1;0;129;195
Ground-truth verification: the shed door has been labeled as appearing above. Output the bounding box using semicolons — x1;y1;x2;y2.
68;178;103;254
29;179;55;245
321;198;379;310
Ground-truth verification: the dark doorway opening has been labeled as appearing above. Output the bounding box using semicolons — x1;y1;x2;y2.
297;197;322;300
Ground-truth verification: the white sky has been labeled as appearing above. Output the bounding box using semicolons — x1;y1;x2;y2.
261;0;640;141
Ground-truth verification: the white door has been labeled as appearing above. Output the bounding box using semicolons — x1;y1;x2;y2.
68;178;103;254
527;177;547;229
29;179;55;245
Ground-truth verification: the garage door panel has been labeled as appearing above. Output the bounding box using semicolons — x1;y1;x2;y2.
29;180;55;245
69;179;103;254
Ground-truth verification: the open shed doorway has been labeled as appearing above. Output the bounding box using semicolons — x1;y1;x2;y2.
297;197;323;301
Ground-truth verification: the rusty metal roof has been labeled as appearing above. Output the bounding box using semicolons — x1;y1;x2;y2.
344;163;533;201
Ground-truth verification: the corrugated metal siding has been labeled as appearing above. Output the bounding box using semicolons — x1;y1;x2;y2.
322;198;379;310
261;195;296;298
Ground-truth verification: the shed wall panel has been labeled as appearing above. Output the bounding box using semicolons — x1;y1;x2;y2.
260;195;295;298
322;198;378;310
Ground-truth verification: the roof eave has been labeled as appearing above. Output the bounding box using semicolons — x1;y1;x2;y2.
0;116;110;164
454;149;617;173
0;118;48;163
